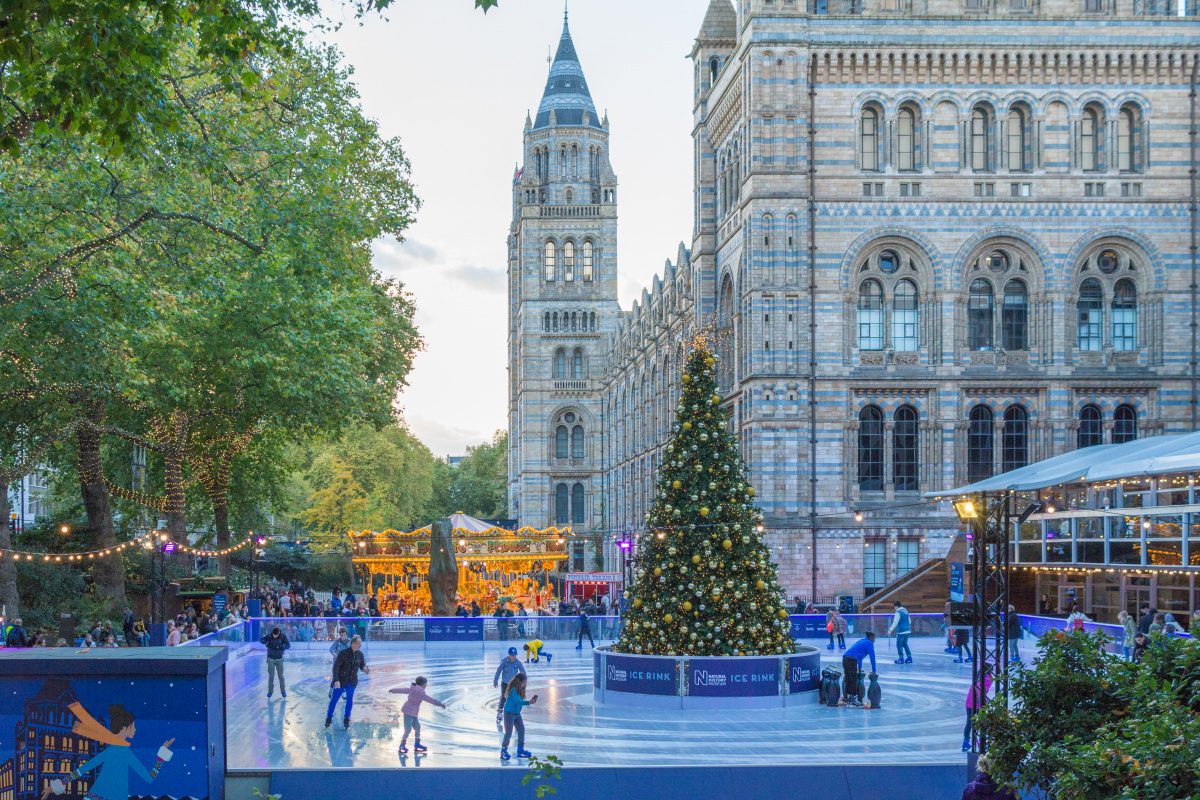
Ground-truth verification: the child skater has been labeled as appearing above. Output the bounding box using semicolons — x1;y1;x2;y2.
500;673;537;761
389;676;446;754
522;638;553;664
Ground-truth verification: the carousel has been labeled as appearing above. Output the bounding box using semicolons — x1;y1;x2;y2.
349;512;569;615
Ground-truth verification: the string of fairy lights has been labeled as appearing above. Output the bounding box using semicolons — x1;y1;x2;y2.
0;529;259;562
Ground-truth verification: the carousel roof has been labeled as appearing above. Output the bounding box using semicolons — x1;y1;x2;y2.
350;513;568;539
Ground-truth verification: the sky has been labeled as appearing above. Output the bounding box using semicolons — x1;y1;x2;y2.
321;0;703;457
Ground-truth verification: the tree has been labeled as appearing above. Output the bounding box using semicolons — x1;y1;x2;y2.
300;454;370;550
615;336;793;657
449;431;508;519
0;0;498;155
977;630;1200;799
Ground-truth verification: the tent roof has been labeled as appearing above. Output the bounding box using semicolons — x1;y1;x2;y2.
351;513;567;539
928;431;1200;498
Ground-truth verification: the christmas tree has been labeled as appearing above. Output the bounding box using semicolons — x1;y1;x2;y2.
615;336;794;657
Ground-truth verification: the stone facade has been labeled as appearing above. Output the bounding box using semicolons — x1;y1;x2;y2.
508;0;1200;601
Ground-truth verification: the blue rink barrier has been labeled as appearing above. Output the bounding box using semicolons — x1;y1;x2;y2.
593;644;822;708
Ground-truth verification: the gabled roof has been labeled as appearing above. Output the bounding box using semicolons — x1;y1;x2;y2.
533;13;601;130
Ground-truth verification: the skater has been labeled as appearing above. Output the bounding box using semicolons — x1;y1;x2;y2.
260;625;290;699
826;609;846;650
493;646;528;723
326;635;369;729
516;603;529;638
963;672;992;751
328;627;351;698
953;628;972;663
575;610;594;649
1005;605;1022;662
841;632;877;707
888;600;912;664
522;639;552;663
499;673;538;761
389;676;446;754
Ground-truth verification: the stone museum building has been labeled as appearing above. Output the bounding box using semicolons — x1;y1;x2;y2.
508;0;1200;603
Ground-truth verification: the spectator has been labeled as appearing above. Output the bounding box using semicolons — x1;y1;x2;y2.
1038;594;1051;615
279;592;291;617
1149;613;1164;636
368;595;379;617
455;604;469;618
5;618;30;648
1162;613;1182;634
962;754;1017;800
470;600;481;618
1065;608;1089;633
122;608;135;646
81;634;96;649
1132;631;1149;664
166;621;182;647
1005;605;1022;663
1119;610;1136;660
1137;605;1156;635
103;635;118;648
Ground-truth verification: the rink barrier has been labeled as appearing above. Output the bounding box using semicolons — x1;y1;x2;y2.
592;644;822;709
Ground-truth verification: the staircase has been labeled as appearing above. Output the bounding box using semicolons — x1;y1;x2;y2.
859;535;967;613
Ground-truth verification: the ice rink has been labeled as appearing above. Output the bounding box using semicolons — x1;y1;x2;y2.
226;635;980;769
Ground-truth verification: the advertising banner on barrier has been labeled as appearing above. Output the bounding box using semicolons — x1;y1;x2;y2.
789;615;828;638
949;562;965;603
603;654;679;695
424;618;484;641
686;657;780;697
786;651;821;693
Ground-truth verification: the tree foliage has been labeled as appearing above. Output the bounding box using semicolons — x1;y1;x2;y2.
0;0;497;154
615;338;793;657
977;630;1200;799
449;430;508;519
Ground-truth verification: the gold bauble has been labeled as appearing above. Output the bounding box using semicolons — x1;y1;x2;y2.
653;567;663;577
664;613;674;624
777;609;788;619
682;421;692;431
691;554;701;565
756;579;767;590
682;601;693;612
722;539;733;550
633;598;643;608
699;507;710;517
672;480;682;490
747;487;756;497
682;374;692;384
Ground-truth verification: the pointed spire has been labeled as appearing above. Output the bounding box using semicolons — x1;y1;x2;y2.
533;8;600;130
697;0;737;41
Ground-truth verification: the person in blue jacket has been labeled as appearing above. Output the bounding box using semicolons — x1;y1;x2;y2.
46;704;174;800
842;632;877;708
888;601;912;664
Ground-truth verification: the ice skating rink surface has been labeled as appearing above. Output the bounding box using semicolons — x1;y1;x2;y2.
226;636;980;769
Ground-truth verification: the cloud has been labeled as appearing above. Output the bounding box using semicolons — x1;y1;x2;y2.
372;238;441;278
405;414;496;458
399;239;440;263
444;264;506;293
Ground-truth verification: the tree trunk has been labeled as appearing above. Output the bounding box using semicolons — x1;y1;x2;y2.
213;500;231;574
77;419;126;607
164;445;188;544
0;493;21;620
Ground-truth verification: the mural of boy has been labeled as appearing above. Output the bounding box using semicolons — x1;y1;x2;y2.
42;703;174;800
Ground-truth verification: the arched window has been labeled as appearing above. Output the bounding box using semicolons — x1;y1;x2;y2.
571;483;585;524
1112;279;1137;351
1001;279;1028;351
572;144;579;177
857;279;884;350
565;187;574;204
560;146;567;176
894;405;919;491
1113;404;1138;444
552;348;566;380
1078;405;1103;448
1002;405;1028;472
590;311;596;330
967;405;994;482
860;108;880;171
59;758;70;773
571;347;584;379
858;406;884;491
544;241;556;281
1006;107;1027;172
571;425;584;458
1081;107;1101;171
555;426;568;459
582;241;594;281
897;107;917;171
554;483;569;523
1077;278;1103;351
1118;106;1139;172
970;106;991;172
570;311;577;332
543;312;550;332
892;279;919;352
563;241;575;282
709;56;721;83
968;279;994;351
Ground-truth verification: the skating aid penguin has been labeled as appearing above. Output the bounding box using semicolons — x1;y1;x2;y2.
864;673;882;709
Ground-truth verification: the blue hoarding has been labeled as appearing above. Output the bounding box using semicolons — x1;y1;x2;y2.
686;657;780;697
424;618;484;641
786;651;821;694
789;615;828;639
603;654;679;695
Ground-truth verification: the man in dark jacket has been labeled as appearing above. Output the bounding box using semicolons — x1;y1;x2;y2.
260;626;291;699
326;635;368;729
1005;605;1022;663
962;754;1017;800
5;618;29;648
576;611;594;649
1137;605;1156;635
122;608;135;646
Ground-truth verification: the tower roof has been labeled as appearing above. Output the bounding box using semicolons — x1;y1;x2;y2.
697;0;737;41
533;12;601;130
